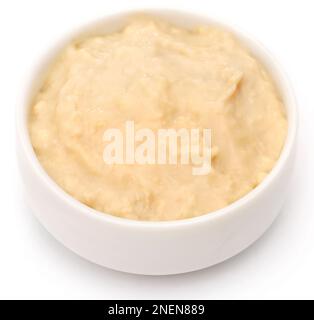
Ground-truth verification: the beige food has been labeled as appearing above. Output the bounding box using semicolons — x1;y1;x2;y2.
29;16;287;221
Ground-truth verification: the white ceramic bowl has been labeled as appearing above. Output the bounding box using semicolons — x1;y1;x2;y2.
16;10;297;275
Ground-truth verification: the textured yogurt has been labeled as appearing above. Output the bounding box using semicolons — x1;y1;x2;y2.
29;16;287;221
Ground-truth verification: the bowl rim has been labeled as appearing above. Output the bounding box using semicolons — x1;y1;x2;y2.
16;9;298;229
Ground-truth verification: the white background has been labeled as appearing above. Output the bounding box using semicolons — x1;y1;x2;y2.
1;0;313;300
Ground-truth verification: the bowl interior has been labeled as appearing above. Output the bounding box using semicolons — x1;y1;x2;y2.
18;9;297;226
